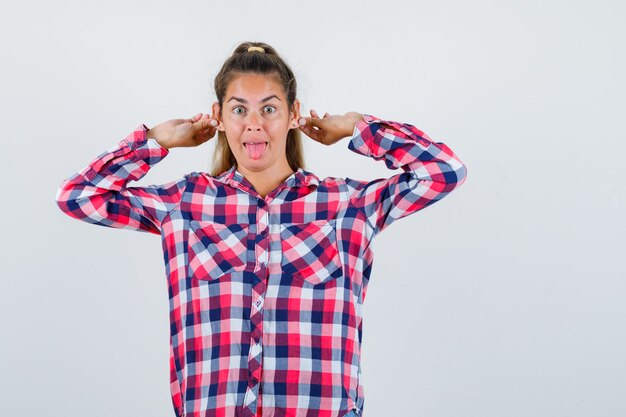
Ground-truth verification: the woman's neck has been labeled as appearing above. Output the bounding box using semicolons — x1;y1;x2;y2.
237;163;295;199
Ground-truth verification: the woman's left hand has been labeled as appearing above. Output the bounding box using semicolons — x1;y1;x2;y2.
298;110;364;146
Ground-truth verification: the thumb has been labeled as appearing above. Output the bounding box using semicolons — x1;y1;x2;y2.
299;116;322;128
193;117;217;132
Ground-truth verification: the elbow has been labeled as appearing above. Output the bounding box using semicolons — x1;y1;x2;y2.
440;158;467;193
54;180;82;220
455;161;468;187
54;181;69;212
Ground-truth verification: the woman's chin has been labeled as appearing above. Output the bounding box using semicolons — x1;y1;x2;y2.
237;158;271;172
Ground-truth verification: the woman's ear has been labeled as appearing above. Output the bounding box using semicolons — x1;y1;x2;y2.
211;101;224;131
289;99;302;129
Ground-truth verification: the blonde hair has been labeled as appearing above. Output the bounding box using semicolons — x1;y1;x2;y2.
210;41;304;176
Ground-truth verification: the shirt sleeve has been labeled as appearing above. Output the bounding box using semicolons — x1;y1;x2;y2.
345;114;468;237
54;124;188;235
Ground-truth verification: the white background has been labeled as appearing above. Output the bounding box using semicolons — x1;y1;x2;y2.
1;1;625;416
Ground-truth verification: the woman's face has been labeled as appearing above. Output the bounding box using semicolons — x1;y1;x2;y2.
213;72;301;174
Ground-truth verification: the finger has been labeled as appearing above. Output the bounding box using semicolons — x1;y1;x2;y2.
195;125;217;145
193;118;214;132
298;119;317;137
200;114;217;127
301;115;324;131
197;114;218;128
300;126;321;142
298;119;323;142
310;109;319;118
206;111;219;128
324;112;330;118
299;116;319;129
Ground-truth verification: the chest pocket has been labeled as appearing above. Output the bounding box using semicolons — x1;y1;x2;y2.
187;220;251;281
279;219;343;286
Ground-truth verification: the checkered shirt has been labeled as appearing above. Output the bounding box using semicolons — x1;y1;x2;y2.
55;114;467;417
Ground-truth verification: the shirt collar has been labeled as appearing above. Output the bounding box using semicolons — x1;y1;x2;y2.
214;165;320;190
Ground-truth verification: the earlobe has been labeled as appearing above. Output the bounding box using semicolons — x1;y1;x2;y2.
290;99;302;129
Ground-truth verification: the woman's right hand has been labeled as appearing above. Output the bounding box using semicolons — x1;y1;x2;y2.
146;113;219;150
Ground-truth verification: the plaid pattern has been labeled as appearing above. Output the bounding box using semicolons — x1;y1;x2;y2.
55;114;467;417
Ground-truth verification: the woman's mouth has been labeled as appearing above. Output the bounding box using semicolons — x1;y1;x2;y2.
243;141;268;160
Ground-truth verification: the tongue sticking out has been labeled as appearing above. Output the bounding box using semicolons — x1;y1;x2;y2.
245;142;267;160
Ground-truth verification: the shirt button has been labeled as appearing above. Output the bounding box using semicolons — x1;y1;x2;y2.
251;376;258;384
257;200;266;208
254;336;260;344
260;229;267;237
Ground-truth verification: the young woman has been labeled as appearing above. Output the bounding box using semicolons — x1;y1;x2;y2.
55;41;467;417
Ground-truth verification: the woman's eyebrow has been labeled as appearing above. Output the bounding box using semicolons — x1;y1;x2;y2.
226;94;281;104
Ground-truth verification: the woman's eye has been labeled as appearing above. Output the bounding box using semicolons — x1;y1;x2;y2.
264;106;276;113
233;107;245;115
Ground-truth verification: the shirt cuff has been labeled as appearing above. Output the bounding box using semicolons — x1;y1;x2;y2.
348;114;382;157
123;123;170;155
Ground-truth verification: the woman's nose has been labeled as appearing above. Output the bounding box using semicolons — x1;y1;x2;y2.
246;112;262;130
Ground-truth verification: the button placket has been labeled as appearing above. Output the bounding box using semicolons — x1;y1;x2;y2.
256;209;270;270
243;197;269;417
254;296;264;311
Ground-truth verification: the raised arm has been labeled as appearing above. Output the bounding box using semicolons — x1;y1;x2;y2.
54;125;187;235
345;114;467;237
55;113;219;235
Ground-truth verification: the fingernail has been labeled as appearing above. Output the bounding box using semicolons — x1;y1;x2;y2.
298;118;306;126
210;119;218;127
